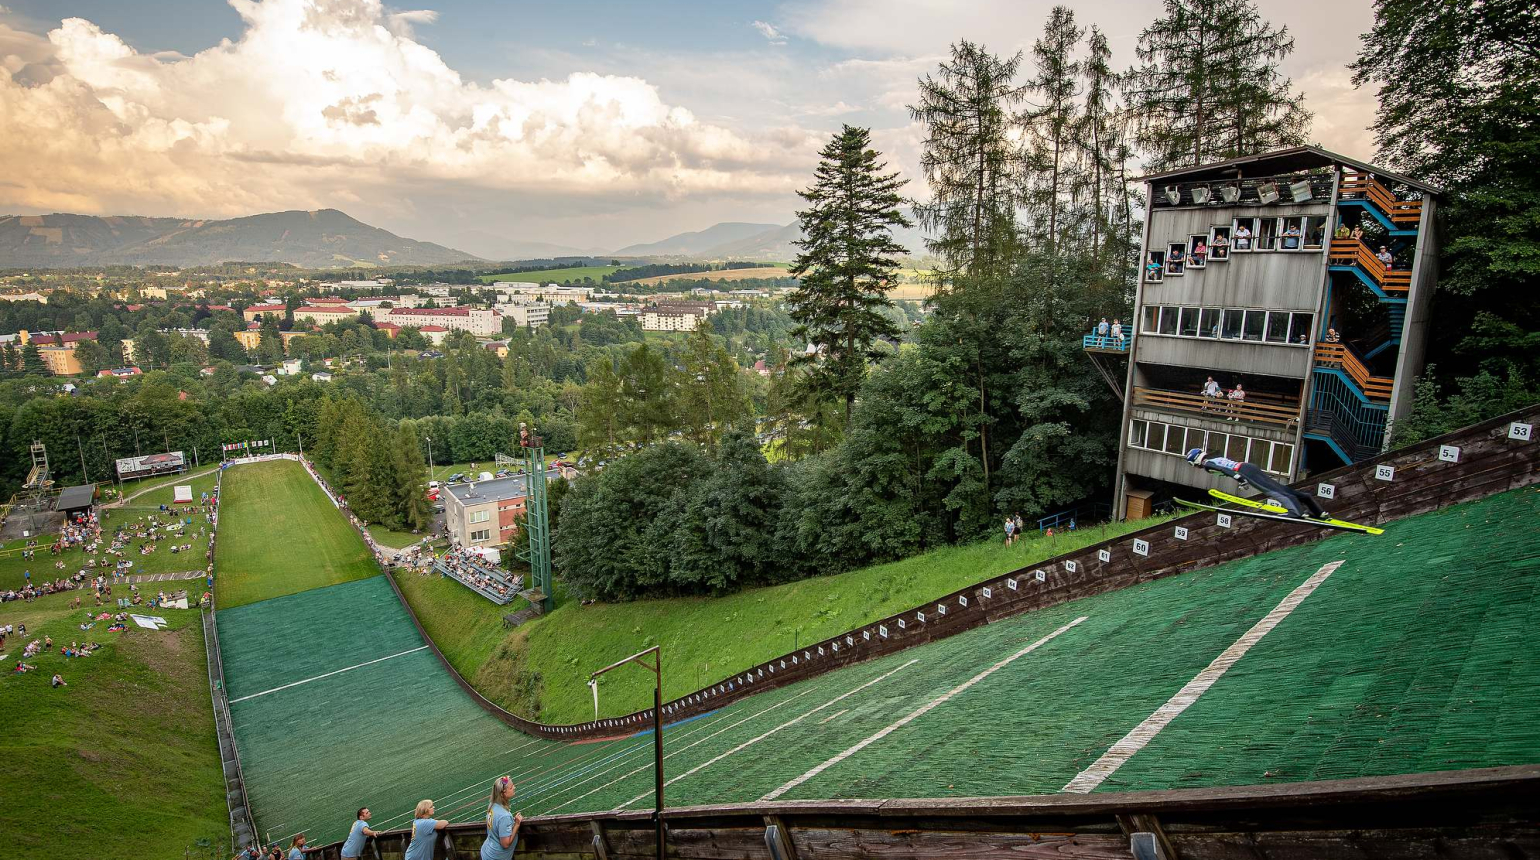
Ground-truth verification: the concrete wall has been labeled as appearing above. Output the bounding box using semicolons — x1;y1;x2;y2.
1135;335;1313;378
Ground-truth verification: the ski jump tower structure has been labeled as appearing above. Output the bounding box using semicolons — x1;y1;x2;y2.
1106;146;1442;519
499;423;553;614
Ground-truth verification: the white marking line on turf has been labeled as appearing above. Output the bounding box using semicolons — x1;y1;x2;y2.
228;646;429;703
624;657;924;809
762;617;1086;802
545;689;820;814
1062;560;1343;794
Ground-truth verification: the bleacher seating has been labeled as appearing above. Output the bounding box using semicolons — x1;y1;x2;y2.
433;549;522;605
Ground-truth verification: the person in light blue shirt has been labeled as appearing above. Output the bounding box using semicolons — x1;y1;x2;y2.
480;776;523;860
287;833;320;860
340;808;381;860
405;799;450;860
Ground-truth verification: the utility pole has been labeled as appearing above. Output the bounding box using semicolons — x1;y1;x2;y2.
76;433;89;483
590;646;664;860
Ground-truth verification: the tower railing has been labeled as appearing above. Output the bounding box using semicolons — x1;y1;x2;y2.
1338;170;1423;228
1315;342;1394;401
1328;239;1411;293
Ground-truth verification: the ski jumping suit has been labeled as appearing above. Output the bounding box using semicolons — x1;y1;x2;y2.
1198;455;1327;519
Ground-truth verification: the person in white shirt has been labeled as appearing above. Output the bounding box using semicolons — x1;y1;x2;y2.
1234;224;1252;250
1202;376;1223;410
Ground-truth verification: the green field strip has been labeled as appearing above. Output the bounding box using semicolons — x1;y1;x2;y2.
217;576;425;699
214;460;377;609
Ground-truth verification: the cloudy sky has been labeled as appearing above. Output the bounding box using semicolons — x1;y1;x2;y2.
0;0;1379;258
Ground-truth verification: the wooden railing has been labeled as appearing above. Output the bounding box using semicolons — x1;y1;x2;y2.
1328;238;1411;293
1339;170;1423;227
1314;342;1394;401
1133;386;1301;428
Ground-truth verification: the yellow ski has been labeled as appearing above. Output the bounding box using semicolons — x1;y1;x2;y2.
1203;489;1384;535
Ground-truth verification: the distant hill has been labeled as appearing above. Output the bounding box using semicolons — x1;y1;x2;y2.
612;222;783;257
620;216;931;262
0;209;480;268
453;229;604;262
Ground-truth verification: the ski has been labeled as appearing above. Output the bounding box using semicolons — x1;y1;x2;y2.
1177;498;1385;535
1208;488;1290;514
1206;489;1384;533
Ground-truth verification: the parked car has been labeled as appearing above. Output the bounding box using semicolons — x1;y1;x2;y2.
448;472;467;483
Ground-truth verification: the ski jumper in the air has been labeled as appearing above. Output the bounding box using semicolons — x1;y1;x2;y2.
1186;448;1328;519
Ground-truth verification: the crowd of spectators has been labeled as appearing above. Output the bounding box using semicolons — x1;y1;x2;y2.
433;547;522;605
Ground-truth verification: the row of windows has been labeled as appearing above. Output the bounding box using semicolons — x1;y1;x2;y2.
1129;418;1295;476
1141;305;1315;345
1146;215;1331;281
468;509;491;524
469;528;492;542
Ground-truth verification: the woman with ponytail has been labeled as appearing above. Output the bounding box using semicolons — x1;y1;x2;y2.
405;799;449;860
480;776;523;860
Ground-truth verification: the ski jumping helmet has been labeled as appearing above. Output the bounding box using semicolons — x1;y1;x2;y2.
1185;448;1206;465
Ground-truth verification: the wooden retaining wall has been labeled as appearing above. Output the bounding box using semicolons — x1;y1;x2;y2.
306;764;1540;860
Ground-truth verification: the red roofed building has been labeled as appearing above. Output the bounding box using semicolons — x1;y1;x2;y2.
243;303;287;322
23;330;99;376
201;304;235;313
98;366;143;379
386;306;500;336
418;324;449;345
308;296;351;305
292;305;360;325
374;322;402;339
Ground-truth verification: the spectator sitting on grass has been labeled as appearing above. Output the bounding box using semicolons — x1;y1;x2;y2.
406;800;450;860
51;673;66;688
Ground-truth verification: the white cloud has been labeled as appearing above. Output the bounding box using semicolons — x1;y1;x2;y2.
752;20;787;45
0;0;811;238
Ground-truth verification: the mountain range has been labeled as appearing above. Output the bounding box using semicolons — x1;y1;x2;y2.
0;209;931;269
0;209;479;269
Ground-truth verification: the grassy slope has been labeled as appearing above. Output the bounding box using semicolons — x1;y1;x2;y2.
616;266;790;286
213;459;377;609
396;519;1161;725
478;265;620;284
0;591;226;859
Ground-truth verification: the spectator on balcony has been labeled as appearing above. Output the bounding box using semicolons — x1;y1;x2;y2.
1233;223;1253;250
1351;225;1366;242
1282;223;1302;249
1112;319;1125;346
1191;240;1207;264
340;809;382;860
406;800;450;860
1377;246;1394;267
1325;328;1341;343
482;776;522;860
1202;376;1223;410
1335;223;1351;239
1226;384;1247;419
1096;318;1109;340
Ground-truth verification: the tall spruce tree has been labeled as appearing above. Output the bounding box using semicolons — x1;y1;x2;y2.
787;125;910;428
1125;0;1310;171
908;42;1026;279
1024;6;1084;254
1073;25;1137;276
1352;0;1540;394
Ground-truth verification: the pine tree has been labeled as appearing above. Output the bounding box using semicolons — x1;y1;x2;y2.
1125;0;1310;172
1024;6;1084;254
1352;0;1540;393
674;322;752;446
788;125;910;428
909;42;1026;279
1072;26;1134;273
21;343;47;376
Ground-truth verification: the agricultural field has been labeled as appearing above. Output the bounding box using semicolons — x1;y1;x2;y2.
0;590;226;860
615;265;791;286
397;517;1162;724
212;459;377;608
478;265;620;284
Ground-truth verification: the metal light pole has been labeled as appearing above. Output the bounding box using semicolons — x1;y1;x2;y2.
424;435;435;477
590;646;664;860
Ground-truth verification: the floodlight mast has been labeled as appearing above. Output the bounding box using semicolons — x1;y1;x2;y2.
590;646;664;860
